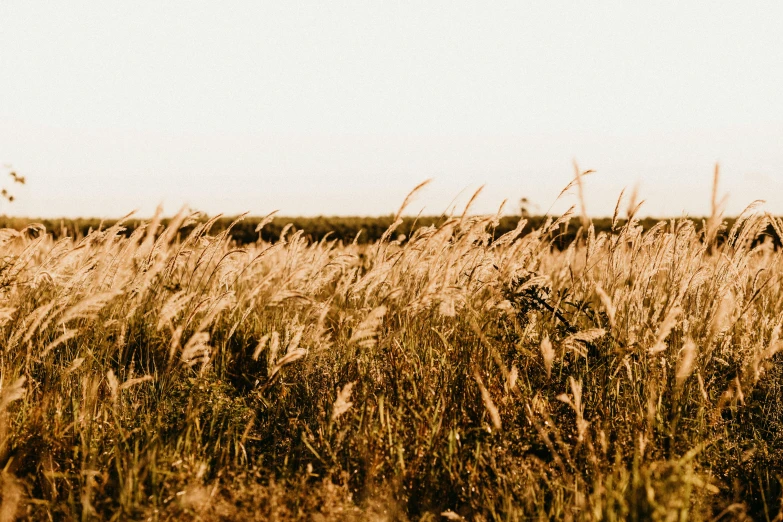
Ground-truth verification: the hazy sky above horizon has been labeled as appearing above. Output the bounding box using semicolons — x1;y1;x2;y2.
1;1;782;218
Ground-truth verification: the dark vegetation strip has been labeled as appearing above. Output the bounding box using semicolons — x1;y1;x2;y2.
0;215;777;247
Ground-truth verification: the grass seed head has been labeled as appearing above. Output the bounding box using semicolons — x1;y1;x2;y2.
331;382;355;421
541;335;555;379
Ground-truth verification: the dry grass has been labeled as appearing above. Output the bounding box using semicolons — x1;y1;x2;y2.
0;188;781;521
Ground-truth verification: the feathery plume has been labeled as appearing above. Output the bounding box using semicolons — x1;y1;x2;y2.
331;382;355;421
541;336;555;379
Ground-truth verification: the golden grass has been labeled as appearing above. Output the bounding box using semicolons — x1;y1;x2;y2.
0;186;781;520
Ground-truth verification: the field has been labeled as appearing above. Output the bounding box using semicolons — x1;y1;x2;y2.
0;192;782;521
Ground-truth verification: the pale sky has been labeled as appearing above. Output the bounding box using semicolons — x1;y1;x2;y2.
0;1;782;218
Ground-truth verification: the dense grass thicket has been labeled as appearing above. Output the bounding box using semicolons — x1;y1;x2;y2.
0;199;782;520
0;214;764;248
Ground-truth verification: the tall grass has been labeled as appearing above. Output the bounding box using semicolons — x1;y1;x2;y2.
0;188;781;520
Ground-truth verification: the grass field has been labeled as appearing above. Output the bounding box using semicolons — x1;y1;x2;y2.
0;189;782;520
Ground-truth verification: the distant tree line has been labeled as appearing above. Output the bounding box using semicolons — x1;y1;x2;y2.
0;214;778;248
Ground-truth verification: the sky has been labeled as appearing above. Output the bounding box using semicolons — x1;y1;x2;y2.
0;1;782;219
